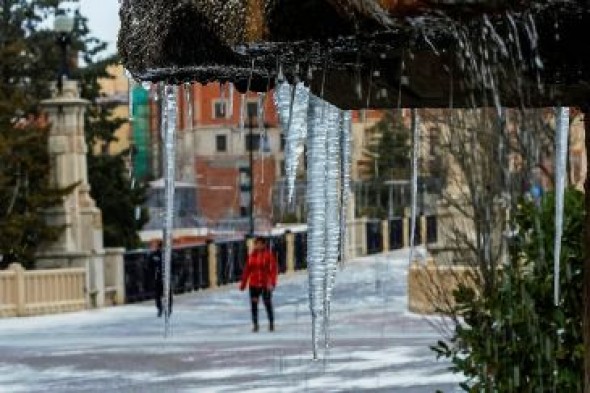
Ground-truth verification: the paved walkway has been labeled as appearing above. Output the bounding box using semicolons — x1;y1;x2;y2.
0;249;461;392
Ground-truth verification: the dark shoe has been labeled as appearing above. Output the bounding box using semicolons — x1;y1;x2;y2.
269;323;275;332
252;324;259;333
157;309;163;318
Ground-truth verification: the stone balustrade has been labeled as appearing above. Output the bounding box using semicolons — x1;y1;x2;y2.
0;263;86;318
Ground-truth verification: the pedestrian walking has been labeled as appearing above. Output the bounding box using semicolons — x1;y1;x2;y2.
150;241;173;318
239;237;278;332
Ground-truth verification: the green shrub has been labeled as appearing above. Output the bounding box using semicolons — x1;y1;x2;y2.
432;188;584;392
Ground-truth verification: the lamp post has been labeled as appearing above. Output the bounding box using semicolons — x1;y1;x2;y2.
248;112;255;236
54;14;75;93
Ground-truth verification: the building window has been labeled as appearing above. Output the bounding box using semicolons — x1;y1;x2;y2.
245;134;261;151
216;135;227;152
213;100;228;119
246;101;259;118
280;133;286;151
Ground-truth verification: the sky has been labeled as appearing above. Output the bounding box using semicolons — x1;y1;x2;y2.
79;0;120;56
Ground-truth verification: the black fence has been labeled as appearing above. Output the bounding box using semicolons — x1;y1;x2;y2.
294;232;308;270
216;240;247;286
366;220;383;255
389;218;404;250
124;244;209;303
124;250;156;303
426;215;438;244
264;235;287;274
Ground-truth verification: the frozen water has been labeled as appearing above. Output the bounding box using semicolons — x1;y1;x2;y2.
324;103;342;348
274;82;310;203
339;111;353;264
257;93;267;183
0;250;460;393
162;85;178;334
554;107;569;305
408;109;420;265
306;95;328;360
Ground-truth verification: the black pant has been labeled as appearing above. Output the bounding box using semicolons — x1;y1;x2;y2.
249;287;273;326
155;281;173;315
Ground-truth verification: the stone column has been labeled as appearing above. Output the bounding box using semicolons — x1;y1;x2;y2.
381;220;390;252
207;241;218;289
285;231;295;273
37;80;105;307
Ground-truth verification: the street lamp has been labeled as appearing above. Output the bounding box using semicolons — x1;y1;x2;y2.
54;14;75;93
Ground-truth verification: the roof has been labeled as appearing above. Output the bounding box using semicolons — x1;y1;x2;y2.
119;1;590;108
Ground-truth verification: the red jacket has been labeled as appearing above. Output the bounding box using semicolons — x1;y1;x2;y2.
240;248;278;290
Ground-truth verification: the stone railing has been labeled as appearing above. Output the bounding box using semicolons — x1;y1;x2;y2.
407;258;477;314
0;263;87;318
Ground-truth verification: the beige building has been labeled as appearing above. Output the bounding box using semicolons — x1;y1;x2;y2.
96;64;131;155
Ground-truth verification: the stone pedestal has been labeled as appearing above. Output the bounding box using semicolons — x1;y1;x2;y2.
36;80;106;308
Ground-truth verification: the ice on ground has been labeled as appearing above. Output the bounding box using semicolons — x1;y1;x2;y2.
0;249;461;393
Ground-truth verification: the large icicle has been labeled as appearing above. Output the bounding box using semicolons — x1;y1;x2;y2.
274;82;310;202
324;103;342;348
554;107;569;305
306;94;328;360
408;109;421;265
258;93;267;183
339;111;353;265
162;85;178;336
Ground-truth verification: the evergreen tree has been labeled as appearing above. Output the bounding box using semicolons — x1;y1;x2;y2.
359;110;411;217
79;58;148;249
0;0;76;267
365;110;411;181
0;1;147;266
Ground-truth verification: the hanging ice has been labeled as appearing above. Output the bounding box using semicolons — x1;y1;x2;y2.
228;83;234;117
408;109;420;265
239;93;246;133
258;93;267;184
323;103;342;348
161;85;178;337
306;94;328;360
184;83;193;129
274;82;310;202
339;110;353;265
554;107;569;305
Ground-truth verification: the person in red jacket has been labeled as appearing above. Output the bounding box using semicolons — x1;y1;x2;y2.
240;237;278;332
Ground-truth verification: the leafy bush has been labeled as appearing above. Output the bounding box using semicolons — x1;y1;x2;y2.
433;188;584;392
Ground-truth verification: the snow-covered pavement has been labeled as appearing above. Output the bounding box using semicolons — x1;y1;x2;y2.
0;249;461;392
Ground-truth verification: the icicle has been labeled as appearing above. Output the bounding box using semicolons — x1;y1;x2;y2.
184;83;193;130
324;103;341;349
554;107;569;306
239;93;246;133
228;83;234;117
408;109;420;265
306;94;328;360
162;85;178;336
258;93;266;184
339;110;353;265
274;82;310;202
125;69;134;122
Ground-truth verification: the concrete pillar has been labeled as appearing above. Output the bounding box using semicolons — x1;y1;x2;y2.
39;81;103;255
360;217;368;256
421;215;428;246
246;237;255;254
403;216;410;248
104;248;126;305
207;241;218;289
285;231;295;273
37;80;106;306
10;264;25;317
381;220;390;252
